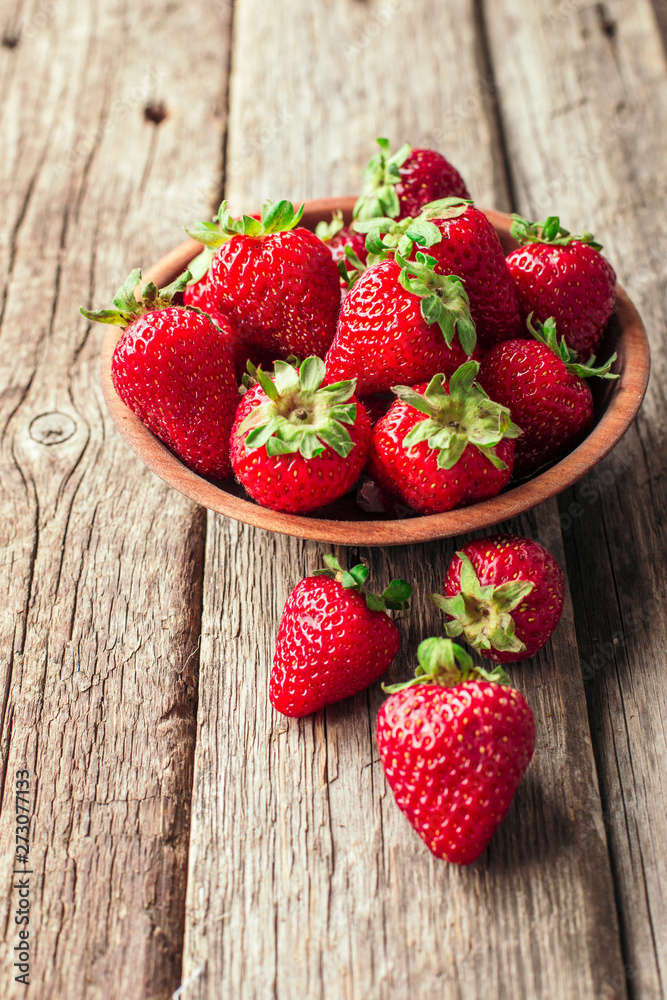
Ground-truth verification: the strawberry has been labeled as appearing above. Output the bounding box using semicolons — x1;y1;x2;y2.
478;315;618;475
354;138;470;222
432;534;565;662
377;637;535;864
367;361;519;515
186;199;341;362
324;252;478;395
271;554;411;717
507;214;617;357
81;269;238;479
230;356;371;514
357;199;522;348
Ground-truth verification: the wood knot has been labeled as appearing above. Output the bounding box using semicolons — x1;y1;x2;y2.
29;412;77;446
144;102;167;125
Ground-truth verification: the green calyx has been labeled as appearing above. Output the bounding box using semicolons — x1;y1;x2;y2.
237;356;359;460
392;361;522;471
527;314;619;379
395;251;477;356
353;137;412;222
315;210;346;242
337;245;368;290
510;213;603;251
382;636;509;693
186;198;304;248
430;553;534;655
80;268;191;327
313;553;412;611
353;214;443;261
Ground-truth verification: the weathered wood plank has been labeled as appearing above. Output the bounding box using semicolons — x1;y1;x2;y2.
182;1;626;997
482;1;667;995
0;0;232;996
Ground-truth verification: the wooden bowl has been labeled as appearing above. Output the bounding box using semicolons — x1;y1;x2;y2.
100;200;650;546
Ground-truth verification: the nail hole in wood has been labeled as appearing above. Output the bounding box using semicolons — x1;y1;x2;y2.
144;102;167;125
2;32;20;48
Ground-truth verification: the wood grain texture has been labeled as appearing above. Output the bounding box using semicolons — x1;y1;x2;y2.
181;1;627;997
482;1;667;995
0;0;231;996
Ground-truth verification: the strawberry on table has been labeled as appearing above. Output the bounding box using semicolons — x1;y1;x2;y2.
353;138;470;222
325;252;478;395
432;534;565;662
507;214;617;357
367;361;520;515
230;356;371;514
186;199;341;363
271;554;411;717
478;314;619;475
316;210;369;282
81;269;238;479
377;637;535;864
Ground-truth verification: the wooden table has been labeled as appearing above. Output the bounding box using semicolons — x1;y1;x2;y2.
1;1;665;997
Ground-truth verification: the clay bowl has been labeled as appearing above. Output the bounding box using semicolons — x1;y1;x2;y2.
100;198;650;546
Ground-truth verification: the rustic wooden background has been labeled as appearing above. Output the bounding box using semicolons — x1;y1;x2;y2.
0;0;665;998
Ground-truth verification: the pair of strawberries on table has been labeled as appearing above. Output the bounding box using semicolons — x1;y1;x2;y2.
82;139;618;517
275;534;563;866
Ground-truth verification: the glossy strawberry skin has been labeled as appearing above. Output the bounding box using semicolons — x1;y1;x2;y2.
325;259;479;395
506;241;617;357
111;307;237;479
395;148;470;219
367;384;514;515
479;339;594;474
271;575;401;717
324;226;368;269
207;228;341;361
422;207;522;348
377;681;535;864
444;535;565;662
230;382;371;514
183;274;211;310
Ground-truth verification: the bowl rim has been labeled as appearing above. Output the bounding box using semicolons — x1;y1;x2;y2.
99;201;651;546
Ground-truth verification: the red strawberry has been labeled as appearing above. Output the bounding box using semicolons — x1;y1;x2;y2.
507;214;617;357
478;315;618;474
187;199;341;361
433;534;565;662
358;200;522;348
230;356;371;514
81;269;237;479
367;361;519;515
271;554;411;717
377;637;535;864
325;252;478;395
354;138;470;222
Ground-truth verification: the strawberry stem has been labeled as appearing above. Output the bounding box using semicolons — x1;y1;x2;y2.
313;554;412;611
382;637;509;692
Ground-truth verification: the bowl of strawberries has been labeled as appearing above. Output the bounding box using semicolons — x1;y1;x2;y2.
90;140;650;546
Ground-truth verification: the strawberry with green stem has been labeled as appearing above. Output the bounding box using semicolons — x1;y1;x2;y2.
230;356;371;513
507;214;617;357
433;535;565;662
359;198;523;348
353;138;470;222
367;360;520;515
377;637;535;864
271;554;411;717
324;251;478;396
479;313;619;474
81;269;238;479
186;199;341;363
